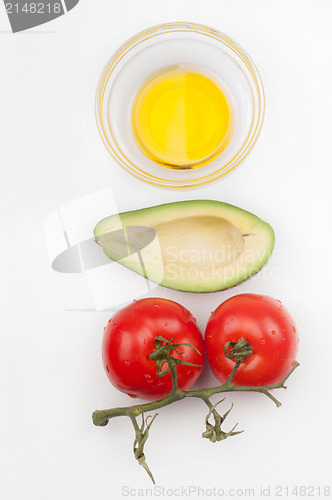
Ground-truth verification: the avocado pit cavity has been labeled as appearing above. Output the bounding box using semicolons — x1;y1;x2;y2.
154;216;244;271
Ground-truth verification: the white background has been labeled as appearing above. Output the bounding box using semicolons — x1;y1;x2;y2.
1;0;332;498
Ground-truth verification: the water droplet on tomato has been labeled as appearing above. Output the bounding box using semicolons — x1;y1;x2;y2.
145;374;153;383
108;318;112;323
271;330;276;335
128;393;138;398
193;317;197;323
153;304;160;309
106;365;110;372
124;360;130;366
164;322;168;327
293;326;296;333
277;299;282;304
260;339;266;344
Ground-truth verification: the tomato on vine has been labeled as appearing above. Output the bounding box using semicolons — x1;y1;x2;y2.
102;298;204;401
205;294;299;386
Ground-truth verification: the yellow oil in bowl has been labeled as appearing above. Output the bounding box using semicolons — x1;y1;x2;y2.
132;67;231;169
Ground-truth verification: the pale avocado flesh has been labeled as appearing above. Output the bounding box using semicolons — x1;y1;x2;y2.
94;200;275;293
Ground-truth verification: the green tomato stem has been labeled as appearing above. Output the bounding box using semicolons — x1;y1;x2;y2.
92;361;299;426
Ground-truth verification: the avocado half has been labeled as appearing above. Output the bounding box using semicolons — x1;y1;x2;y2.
94;200;275;293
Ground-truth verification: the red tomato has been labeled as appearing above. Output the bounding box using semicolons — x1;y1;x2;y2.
205;294;298;386
102;298;204;401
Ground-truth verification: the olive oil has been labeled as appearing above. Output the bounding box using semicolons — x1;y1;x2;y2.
132;67;231;169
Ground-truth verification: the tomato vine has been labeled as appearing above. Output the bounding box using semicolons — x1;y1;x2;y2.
92;337;299;484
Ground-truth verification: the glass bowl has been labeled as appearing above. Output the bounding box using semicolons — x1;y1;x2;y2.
95;22;265;189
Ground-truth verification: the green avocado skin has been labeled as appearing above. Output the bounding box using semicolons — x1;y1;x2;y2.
94;200;275;293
